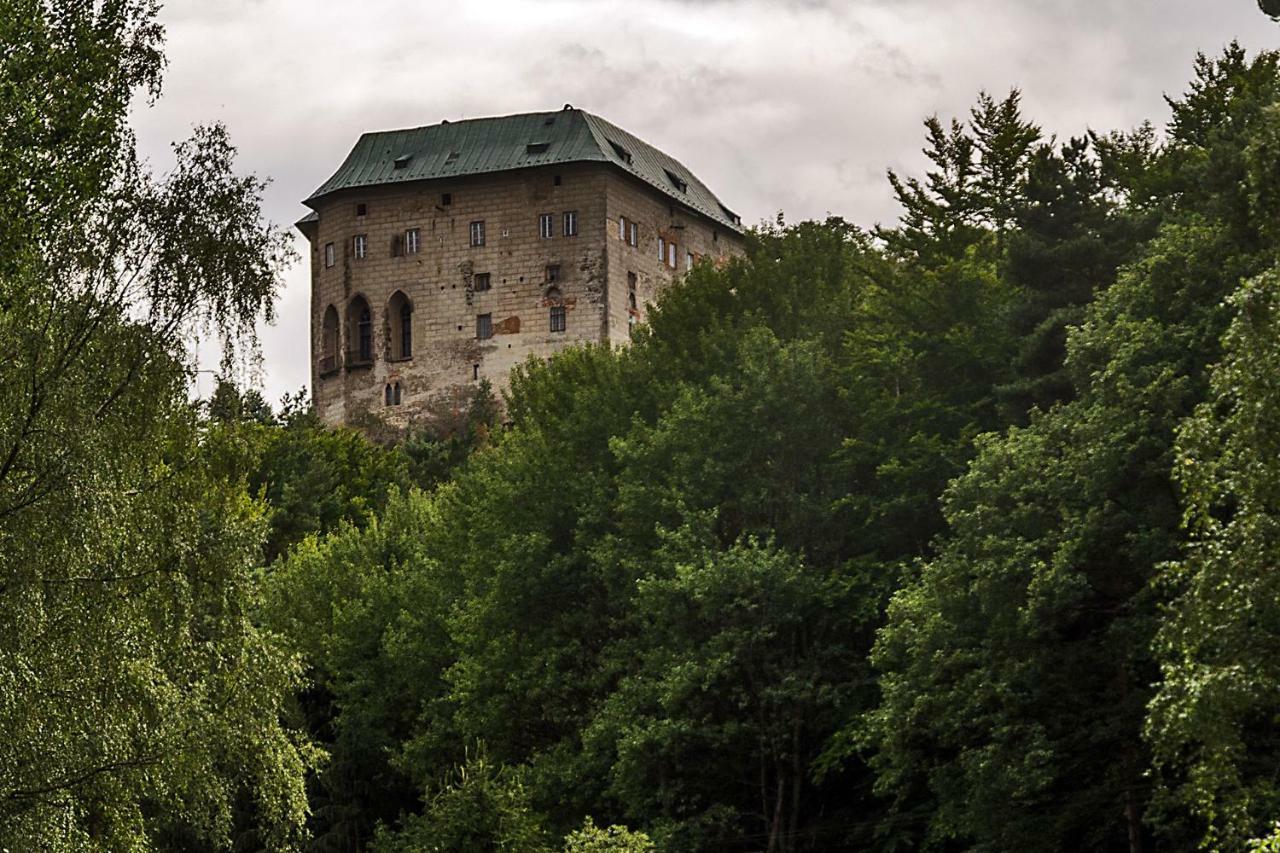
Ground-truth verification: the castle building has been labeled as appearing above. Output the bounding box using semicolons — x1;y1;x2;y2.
297;106;746;425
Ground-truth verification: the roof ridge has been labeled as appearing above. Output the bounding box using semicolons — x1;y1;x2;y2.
303;108;744;233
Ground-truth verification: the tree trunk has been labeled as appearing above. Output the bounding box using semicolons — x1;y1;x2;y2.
767;775;785;853
1125;790;1144;853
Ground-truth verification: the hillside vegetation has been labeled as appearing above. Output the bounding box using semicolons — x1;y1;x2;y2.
5;2;1280;851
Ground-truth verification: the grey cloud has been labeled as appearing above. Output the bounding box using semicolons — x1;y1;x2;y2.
138;0;1275;404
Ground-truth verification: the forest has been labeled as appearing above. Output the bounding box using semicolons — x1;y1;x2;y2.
5;1;1280;851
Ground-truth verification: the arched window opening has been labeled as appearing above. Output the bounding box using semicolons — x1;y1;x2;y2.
393;383;402;405
385;383;393;406
388;291;413;360
384;382;403;407
347;295;373;366
320;304;339;374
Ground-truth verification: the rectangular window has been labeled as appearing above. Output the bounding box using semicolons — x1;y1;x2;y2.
545;264;560;283
668;241;677;268
563;211;577;237
354;234;367;259
476;313;492;340
470;220;485;247
473;272;491;292
629;222;638;247
442;192;452;206
356;203;367;217
619;216;626;241
658;236;665;261
324;242;335;268
687;250;694;270
539;213;554;239
406;228;420;254
550;305;566;333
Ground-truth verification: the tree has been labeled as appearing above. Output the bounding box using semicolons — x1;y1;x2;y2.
372;747;553;853
0;0;309;846
867;45;1280;853
562;818;654;852
1147;268;1280;849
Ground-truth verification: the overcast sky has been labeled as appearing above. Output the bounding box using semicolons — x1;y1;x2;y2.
130;0;1277;404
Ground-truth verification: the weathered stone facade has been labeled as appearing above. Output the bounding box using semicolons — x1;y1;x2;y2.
298;111;745;426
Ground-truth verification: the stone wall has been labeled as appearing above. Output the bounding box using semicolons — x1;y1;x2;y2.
305;162;745;425
602;170;744;344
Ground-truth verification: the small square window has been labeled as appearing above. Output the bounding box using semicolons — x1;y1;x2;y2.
324;242;335;268
442;193;453;206
550;305;566;333
474;272;491;292
476;313;492;340
470;221;485;247
563;211;578;237
539;213;554;239
553;175;562;186
356;203;367;217
546;264;561;283
406;228;420;255
354;234;368;259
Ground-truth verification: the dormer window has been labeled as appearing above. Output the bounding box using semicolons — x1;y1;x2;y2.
393;153;412;169
526;142;550;154
609;140;632;164
664;169;687;193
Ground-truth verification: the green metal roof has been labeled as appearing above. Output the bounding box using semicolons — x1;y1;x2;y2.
302;107;744;233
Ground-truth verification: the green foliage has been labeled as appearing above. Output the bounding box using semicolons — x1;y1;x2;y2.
372;747;553;853
0;0;310;847
562;817;654;852
1147;269;1280;849
17;3;1280;852
250;407;414;563
264;488;452;849
867;45;1280;853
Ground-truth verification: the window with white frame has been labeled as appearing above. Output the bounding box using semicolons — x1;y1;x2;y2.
539;213;554;239
658;236;665;261
629;221;638;247
353;234;367;259
619;215;626;240
668;241;677;268
470;220;485;247
563;211;577;237
405;228;420;255
324;242;335;268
